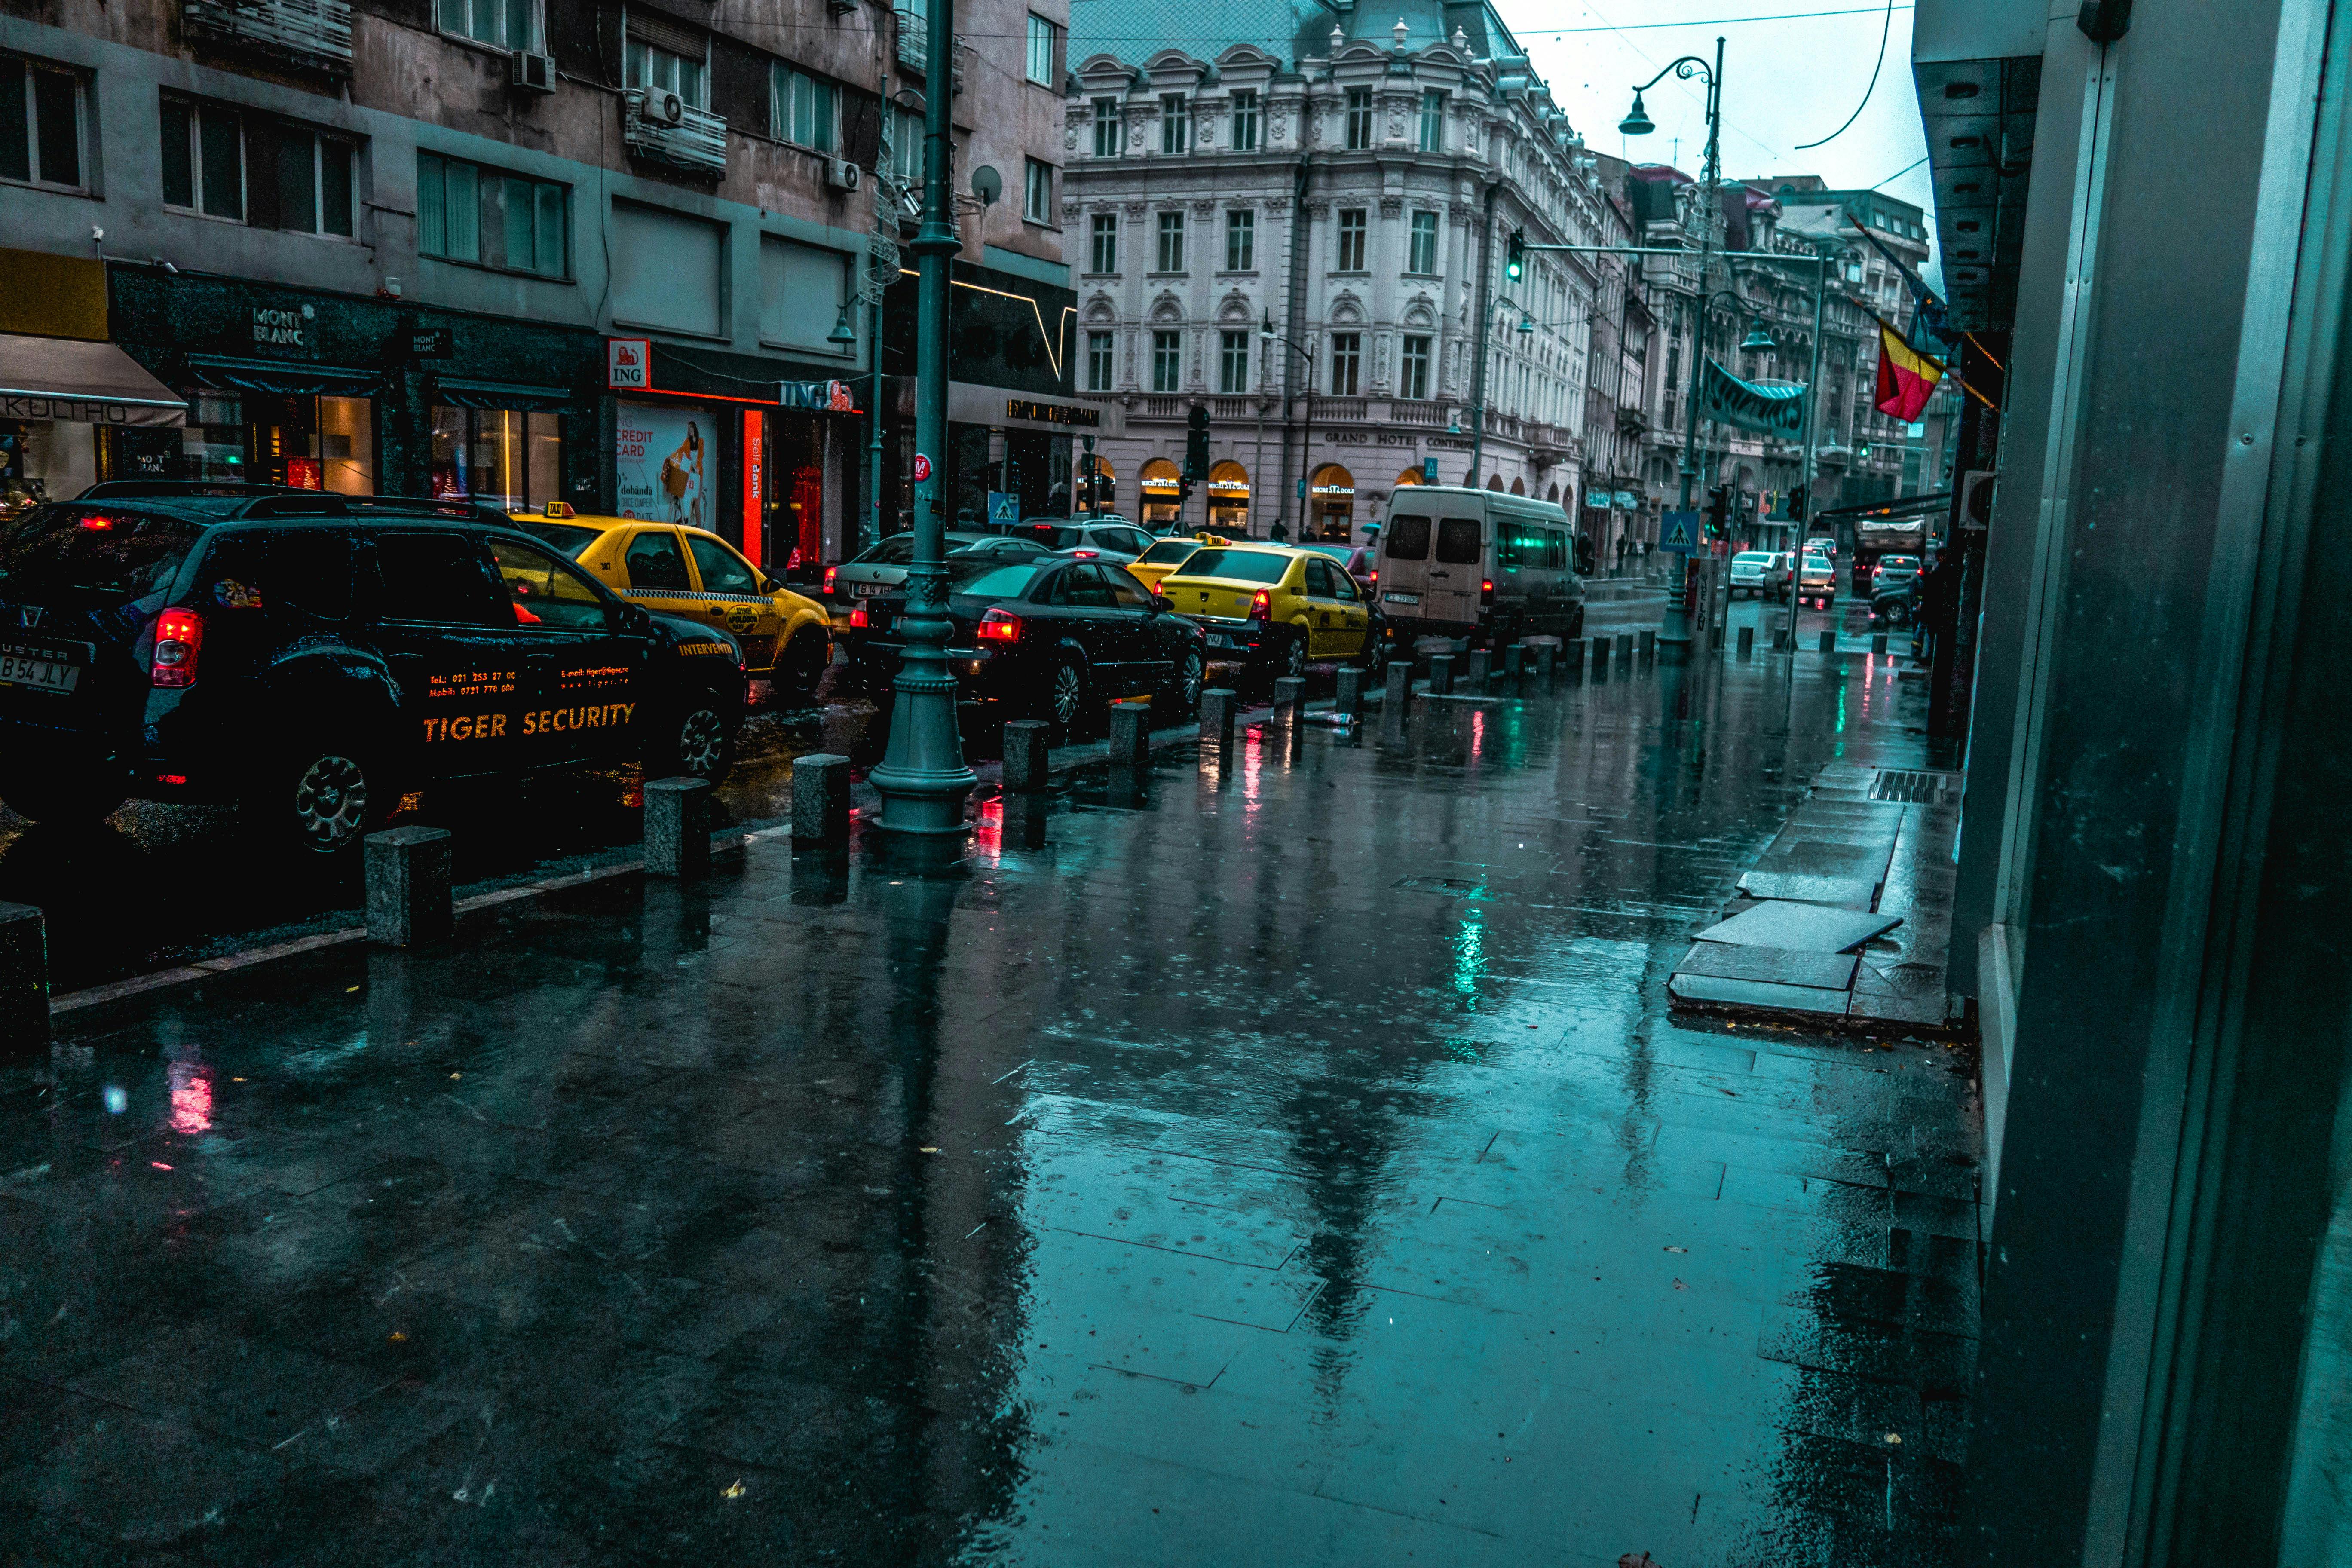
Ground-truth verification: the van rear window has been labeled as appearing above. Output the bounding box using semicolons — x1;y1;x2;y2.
0;506;203;603
1436;518;1482;564
1385;515;1430;560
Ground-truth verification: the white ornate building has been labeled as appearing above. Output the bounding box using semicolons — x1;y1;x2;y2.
1061;0;1647;542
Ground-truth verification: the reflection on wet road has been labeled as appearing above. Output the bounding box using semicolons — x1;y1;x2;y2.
0;597;1974;1565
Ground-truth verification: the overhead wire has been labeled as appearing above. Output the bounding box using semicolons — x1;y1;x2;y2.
1793;0;1895;148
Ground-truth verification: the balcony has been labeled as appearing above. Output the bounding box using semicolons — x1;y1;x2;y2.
622;89;728;177
1390;399;1445;426
181;0;352;75
1310;397;1368;423
894;3;927;70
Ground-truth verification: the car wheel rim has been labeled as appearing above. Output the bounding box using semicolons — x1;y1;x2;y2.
293;754;368;850
1182;654;1203;706
1285;640;1306;677
676;708;726;775
1052;666;1083;725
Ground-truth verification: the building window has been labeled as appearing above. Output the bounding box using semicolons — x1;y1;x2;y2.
1225;209;1253;271
1087;330;1115;392
888;105;922;184
1418;89;1446;152
1089;213;1117;273
1092;96;1121;157
159;97;244;220
1025;15;1061;86
429;407;563;511
1023;157;1052;223
1151;329;1181;392
1219;330;1249;394
1230;89;1260;151
1160;93;1191;154
1407;209;1437;274
625;38;707;107
1;53;85;192
1400;334;1430;400
437;0;538;51
162;98;356;236
1335;208;1366;271
1156;211;1184;272
1329;332;1360;395
418;150;567;277
1344;87;1372;150
771;65;837;152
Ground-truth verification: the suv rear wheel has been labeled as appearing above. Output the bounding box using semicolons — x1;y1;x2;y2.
259;743;392;854
648;690;737;784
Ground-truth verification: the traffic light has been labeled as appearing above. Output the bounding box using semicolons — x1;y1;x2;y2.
1703;485;1730;539
1505;230;1525;282
1788;484;1808;522
1182;404;1211;482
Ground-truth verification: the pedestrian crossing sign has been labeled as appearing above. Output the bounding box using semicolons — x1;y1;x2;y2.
1660;510;1699;554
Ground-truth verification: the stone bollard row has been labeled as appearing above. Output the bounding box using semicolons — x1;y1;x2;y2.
1638;629;1657;662
644;776;712;879
1614;633;1635;671
1819;629;1837;653
1001;720;1050;792
792;753;852;844
1427;654;1455;695
1200;687;1239;746
1271;676;1306;717
1871;631;1889;655
366;825;453;946
1110;699;1151;767
1459;649;1488;686
1334;666;1365;718
1562;637;1586;679
1738;624;1756;659
1382;662;1411;711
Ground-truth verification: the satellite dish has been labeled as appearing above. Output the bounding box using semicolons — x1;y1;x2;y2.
970;165;1002;207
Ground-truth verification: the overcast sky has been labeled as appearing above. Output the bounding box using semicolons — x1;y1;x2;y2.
1495;1;1935;253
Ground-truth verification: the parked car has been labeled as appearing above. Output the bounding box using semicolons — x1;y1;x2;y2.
1155;545;1389;682
506;505;831;696
820;530;995;627
0;483;746;850
1870;553;1922;594
1764;551;1796;600
1728;551;1775;598
1294;541;1379;588
1014;518;1158;561
842;555;1206;730
951;536;1055;564
1805;535;1838;559
1372;487;1585;646
1796;550;1837;607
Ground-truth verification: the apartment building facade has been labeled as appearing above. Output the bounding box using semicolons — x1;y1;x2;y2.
0;0;1075;564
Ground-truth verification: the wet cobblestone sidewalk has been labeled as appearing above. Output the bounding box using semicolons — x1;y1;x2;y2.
0;631;1978;1566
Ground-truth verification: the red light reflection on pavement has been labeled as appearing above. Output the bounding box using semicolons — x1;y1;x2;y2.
168;1062;213;1137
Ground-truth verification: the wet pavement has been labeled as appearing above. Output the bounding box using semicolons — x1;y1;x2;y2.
0;595;1979;1566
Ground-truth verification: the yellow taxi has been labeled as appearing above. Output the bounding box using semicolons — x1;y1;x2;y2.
1154;543;1388;681
505;504;834;695
1126;532;1230;594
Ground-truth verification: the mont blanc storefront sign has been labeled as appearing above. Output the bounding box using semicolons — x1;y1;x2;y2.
251;303;315;349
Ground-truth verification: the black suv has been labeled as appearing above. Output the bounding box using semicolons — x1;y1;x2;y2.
0;483;747;852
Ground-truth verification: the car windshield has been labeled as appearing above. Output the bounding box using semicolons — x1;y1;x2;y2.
1170;548;1292;585
1803;555;1830;570
0;505;205;603
508;518;603;559
1025;524;1085;550
947;563;1038;600
1139;542;1198;565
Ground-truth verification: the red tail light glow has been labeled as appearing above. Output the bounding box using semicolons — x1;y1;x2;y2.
1248;589;1272;621
151;608;202;687
78;514;118;531
848;606;869;628
1368;569;1378;585
824;566;838;594
977;608;1021;642
1072;549;1099;559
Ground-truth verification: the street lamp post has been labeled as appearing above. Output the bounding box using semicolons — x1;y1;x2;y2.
867;0;975;835
1621;36;1723;651
1260;310;1315;539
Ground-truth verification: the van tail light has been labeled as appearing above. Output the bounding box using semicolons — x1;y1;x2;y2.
1480;579;1495;606
977;608;1022;642
848;606;869;629
823;566;838;594
150;608;202;688
1248;589;1272;622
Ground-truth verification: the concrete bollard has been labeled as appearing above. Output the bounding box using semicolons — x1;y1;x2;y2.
0;902;47;1056
1382;661;1411;711
1562;637;1586;679
1819;628;1837;653
1200;687;1239;746
1871;631;1889;655
1773;616;1794;652
1638;628;1656;662
1001;720;1051;792
1615;633;1635;671
1533;640;1557;677
1427;654;1455;695
644;775;712;879
365;825;453;947
1334;666;1365;717
790;752;853;845
1738;624;1756;659
1272;676;1306;717
1497;643;1522;678
1460;649;1488;686
1110;699;1152;766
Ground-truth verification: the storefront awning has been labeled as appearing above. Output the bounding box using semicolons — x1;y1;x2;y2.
184;353;382;398
0;334;187;427
434;377;572;411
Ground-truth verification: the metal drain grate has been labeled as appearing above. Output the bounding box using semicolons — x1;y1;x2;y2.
1869;769;1960;803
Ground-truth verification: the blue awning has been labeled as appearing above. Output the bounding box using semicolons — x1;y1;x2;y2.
433;377;572;411
184;354;382;398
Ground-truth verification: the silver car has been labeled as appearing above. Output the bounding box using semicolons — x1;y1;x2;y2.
1728;550;1774;597
822;530;997;626
1013;518;1157;562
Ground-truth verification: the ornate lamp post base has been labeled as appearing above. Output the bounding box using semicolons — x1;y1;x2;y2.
868;630;977;835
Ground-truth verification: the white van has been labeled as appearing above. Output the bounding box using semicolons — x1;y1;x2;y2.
1374;487;1586;646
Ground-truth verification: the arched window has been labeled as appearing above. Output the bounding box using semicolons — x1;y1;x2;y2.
1139;457;1182;527
1076;452;1117;514
1510;477;1527;496
1309;463;1355;542
1207;459;1249;534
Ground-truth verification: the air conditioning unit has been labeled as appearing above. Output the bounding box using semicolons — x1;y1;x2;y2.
824;158;862;193
1960;469;1997;532
637;89;687;127
509;50;555;93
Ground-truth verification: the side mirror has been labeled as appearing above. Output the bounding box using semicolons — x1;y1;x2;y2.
617;603;655;634
759;575;782;594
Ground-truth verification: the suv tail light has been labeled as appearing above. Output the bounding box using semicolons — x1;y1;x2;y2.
151;608;202;688
823;566;838;594
1248;589;1272;622
977;608;1021;642
848;605;869;629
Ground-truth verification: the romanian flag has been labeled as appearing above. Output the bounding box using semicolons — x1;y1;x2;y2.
1874;325;1944;422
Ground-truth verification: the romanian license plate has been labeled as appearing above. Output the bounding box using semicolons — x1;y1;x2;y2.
1207;632;1243;650
1383;591;1421;606
0;648;78;694
853;582;888;597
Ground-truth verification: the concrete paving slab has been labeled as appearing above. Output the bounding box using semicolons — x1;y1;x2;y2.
1696;900;1903;951
1736;871;1882;908
1673;941;1862;990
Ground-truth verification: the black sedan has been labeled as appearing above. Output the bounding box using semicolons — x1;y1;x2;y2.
843;557;1208;730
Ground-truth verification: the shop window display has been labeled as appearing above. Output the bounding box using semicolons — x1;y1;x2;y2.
430;406;561;510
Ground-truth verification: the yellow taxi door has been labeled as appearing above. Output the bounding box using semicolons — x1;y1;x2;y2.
1325;560;1369;656
616;526;696;613
683;532;781;673
1300;557;1344;658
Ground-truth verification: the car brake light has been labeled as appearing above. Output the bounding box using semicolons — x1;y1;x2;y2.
78;514;118;531
151;607;202;687
1368;568;1378;585
849;606;868;628
824;566;838;594
1072;549;1098;559
1248;589;1271;622
977;608;1021;642
1480;579;1495;607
